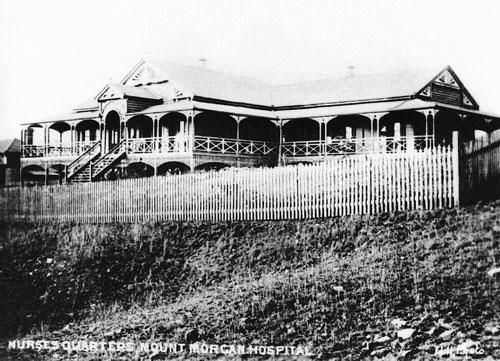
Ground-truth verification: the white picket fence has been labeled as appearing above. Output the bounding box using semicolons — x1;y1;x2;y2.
0;145;459;223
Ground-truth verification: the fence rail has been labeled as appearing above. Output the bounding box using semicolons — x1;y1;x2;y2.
0;146;458;223
460;129;500;198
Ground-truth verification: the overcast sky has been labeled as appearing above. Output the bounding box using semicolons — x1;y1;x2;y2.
1;0;499;140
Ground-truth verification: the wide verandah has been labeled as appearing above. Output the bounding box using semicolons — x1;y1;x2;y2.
279;102;493;162
19;101;496;184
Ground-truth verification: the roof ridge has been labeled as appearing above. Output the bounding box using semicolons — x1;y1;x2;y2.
272;66;445;88
146;57;445;88
146;58;272;86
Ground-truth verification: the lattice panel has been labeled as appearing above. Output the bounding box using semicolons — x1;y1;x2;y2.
420;85;431;97
148;82;187;101
435;70;459;88
128;64;159;85
463;93;474;107
99;86;120;101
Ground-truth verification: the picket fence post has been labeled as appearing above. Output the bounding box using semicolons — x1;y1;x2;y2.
452;131;460;207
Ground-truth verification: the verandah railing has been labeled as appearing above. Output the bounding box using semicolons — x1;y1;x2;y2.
193;136;277;155
22;141;100;158
22;135;442;158
282;135;445;157
22;137;278;158
1;145;459;223
122;136;278;156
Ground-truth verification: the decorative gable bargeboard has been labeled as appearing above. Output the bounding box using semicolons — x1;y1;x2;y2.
417;67;478;110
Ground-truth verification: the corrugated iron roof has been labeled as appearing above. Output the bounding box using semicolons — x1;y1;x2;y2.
276;99;435;119
142;59;442;107
74;98;99;112
146;59;274;106
272;67;443;106
23;111;100;125
30;60;500;125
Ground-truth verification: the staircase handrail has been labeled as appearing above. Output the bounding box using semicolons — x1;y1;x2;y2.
67;141;101;178
91;139;129;170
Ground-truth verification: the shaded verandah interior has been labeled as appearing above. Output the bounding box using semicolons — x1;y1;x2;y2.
280;108;490;160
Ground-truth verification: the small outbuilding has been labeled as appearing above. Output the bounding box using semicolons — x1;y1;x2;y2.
0;138;20;187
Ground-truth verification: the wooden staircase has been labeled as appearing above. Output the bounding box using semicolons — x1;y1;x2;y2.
66;141;101;183
69;165;92;183
90;140;128;181
66;140;129;183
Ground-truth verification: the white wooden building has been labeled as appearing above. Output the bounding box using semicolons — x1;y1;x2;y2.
20;59;500;184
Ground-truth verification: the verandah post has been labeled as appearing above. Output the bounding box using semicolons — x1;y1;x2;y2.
452;131;460;207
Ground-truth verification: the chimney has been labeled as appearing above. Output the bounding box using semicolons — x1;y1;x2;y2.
198;58;207;69
347;65;355;77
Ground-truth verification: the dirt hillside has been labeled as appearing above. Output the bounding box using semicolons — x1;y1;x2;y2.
0;201;499;360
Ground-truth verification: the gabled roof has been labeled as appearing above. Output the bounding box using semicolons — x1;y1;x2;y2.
0;138;20;154
123;59;274;106
415;66;479;109
120;60;477;110
29;59;492;126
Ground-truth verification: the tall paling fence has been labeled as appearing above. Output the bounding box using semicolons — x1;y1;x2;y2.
460;129;500;202
0;146;458;223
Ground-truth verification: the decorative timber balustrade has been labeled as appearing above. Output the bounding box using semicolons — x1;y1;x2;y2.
22;141;100;158
90;140;129;180
282;135;445;157
22;135;443;159
193;136;277;155
66;141;102;181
